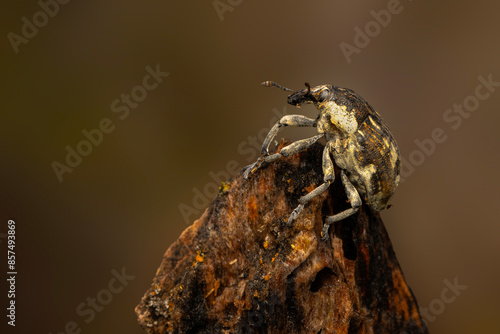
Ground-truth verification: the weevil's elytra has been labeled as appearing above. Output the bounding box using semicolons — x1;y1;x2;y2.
243;81;401;240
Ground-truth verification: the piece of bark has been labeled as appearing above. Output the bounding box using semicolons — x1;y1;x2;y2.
135;140;429;334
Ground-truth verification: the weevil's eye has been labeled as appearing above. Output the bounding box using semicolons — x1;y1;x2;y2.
317;89;330;102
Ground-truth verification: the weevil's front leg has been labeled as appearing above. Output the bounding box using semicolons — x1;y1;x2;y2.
261;115;316;155
287;142;335;226
322;171;362;240
243;115;317;179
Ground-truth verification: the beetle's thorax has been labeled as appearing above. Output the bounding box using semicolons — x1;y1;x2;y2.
316;101;359;139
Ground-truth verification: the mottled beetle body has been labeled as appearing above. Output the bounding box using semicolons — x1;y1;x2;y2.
307;85;400;211
244;81;401;240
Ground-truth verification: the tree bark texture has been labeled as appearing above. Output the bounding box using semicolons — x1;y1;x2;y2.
135;140;429;334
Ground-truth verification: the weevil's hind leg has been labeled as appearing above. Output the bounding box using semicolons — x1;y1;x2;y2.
287;143;335;226
322;171;362;240
243;115;316;179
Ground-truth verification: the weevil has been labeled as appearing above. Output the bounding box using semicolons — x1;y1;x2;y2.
243;81;401;240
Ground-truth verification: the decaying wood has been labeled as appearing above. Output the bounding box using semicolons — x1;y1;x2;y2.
135;140;428;334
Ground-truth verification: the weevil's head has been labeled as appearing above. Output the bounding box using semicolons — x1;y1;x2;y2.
287;83;335;107
261;81;334;107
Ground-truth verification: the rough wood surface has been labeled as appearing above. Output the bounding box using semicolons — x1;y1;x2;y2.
135;141;429;334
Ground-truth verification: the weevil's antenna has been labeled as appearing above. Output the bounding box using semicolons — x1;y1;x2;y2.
261;81;293;92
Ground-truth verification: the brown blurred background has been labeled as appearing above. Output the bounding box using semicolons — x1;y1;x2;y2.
1;1;499;333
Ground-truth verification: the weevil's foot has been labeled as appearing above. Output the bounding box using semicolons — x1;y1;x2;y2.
287;204;304;226
243;157;264;179
321;224;331;241
242;165;252;179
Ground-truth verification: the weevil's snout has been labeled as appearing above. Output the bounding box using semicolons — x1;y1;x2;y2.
287;82;316;107
287;89;310;106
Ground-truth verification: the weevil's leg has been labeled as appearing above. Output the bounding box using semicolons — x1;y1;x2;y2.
243;115;316;179
322;171;362;240
243;156;265;179
261;134;323;165
287;142;335;226
261;115;316;155
243;133;322;179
